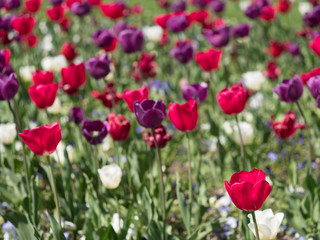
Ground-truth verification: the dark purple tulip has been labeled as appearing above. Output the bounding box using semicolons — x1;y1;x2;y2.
286;43;300;56
307;76;320;107
0;0;4;8
303;6;320;28
4;0;20;10
244;3;263;19
70;1;91;17
204;25;229;48
85;54;110;80
49;0;63;5
0;15;14;30
69;107;84;124
118;29;144;54
0;73;19;101
166;14;189;33
231;23;251;38
182;82;208;103
273;75;303;103
209;0;226;13
192;0;208;8
92;28;114;48
171;41;194;64
2;63;14;75
133;99;166;129
82;120;110;145
111;21;129;36
170;0;186;12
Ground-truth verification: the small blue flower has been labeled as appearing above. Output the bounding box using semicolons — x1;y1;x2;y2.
267;152;278;162
136;126;143;134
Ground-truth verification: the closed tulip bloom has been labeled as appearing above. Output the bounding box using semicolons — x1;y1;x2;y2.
273;75;303;103
82;120;110;145
204;25;230;48
231;23;251;38
307;76;320;107
285;43;300;56
60;42;77;61
100;1;126;20
46;5;65;22
70;1;91;17
69;107;84;124
123;85;149;112
98;164;122;189
303;6;320;28
0;49;10;72
85;54;110;80
309;35;320;57
25;0;42;13
166;14;189;33
244;3;263;19
209;0;226;13
32;70;54;85
234;121;253;145
29;83;58;109
0;123;16;144
195;48;222;71
118;29;144;54
170;0;186;12
142;26;163;42
60;62;86;94
225;169;272;211
143;125;171;148
19;121;61;156
171;40;194;64
92;28;115;48
248;209;284;240
133;99;166;129
107;113;131;141
111;21;129;36
182;82;208;103
91;82;122;108
270;111;305;139
168;99;198;132
242;71;265;91
4;0;20;10
11;16;35;35
0;73;19;101
216;85;248;115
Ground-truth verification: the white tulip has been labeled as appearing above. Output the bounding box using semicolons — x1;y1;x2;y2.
19;66;36;82
51;142;74;164
98;164;122;189
298;2;312;15
41;55;67;72
249;93;264;109
242;71;265;91
248;209;284;240
111;213;123;233
142;26;163;42
47;98;61;114
233;121;253;146
239;1;250;11
0;123;17;145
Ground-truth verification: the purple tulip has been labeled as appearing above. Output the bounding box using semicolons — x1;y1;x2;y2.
0;0;4;8
2;63;14;76
273;75;303;103
244;3;263;19
303;6;320;28
307;76;320;108
92;29;114;48
0;15;14;30
166;14;189;33
85;54;111;80
111;21;129;36
133;99;166;129
118;29;144;54
0;73;19;101
170;0;186;12
70;1;91;17
231;23;251;38
82;120;110;145
204;25;229;48
182;82;208;103
49;0;63;5
192;0;208;8
286;43;300;56
69;107;84;124
4;0;20;10
171;41;194;64
209;0;226;13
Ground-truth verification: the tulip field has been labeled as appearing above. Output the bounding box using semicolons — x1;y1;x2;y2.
1;0;320;239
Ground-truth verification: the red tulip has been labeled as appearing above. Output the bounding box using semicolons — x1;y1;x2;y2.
266;41;285;58
195;49;222;72
131;52;157;82
66;0;80;8
24;34;38;48
270;111;305;139
91;82;122;108
11;16;35;35
188;10;209;26
260;6;276;22
143;125;171;148
32;70;54;85
46;5;65;22
19;121;61;156
60;42;77;61
104;38;118;52
225;169;272;211
29;83;58;109
263;61;280;81
60;63;86;94
276;0;291;13
59;18;71;32
154;13;172;29
123;85;149;112
0;30;12;45
107;113;131;141
309;36;320;58
168;99;198;132
100;2;126;20
87;0;101;6
25;0;42;13
301;67;320;85
216;85;248;115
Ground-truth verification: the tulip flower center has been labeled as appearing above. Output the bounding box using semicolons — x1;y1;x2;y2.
92;131;100;137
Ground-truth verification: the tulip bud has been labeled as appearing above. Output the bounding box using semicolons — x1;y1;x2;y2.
0;73;19;101
233;121;253;145
98;164;122;189
242;71;265;91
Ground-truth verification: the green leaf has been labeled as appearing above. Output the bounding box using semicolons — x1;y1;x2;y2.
176;174;191;235
48;213;66;240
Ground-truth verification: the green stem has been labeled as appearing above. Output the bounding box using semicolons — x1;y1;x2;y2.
235;115;246;170
296;101;313;175
151;129;167;240
47;156;61;229
186;132;192;237
93;146;101;197
252;211;260;240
